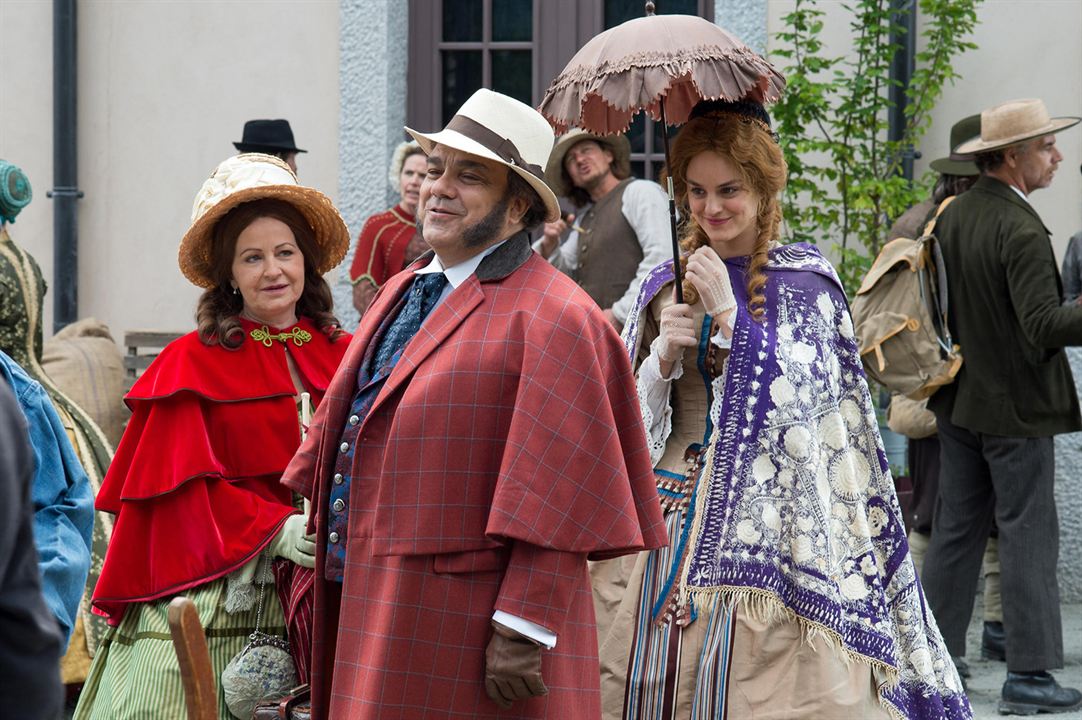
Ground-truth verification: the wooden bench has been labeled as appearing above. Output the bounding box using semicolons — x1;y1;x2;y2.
123;330;185;385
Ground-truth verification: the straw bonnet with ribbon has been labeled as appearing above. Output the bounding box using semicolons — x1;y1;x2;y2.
544;129;632;198
179;153;349;288
405;88;560;223
0;160;33;225
929;114;981;177
956;98;1081;155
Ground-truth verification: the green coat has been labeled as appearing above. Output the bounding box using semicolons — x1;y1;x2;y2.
928;175;1082;437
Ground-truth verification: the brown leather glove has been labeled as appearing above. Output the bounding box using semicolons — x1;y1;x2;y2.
484;621;548;708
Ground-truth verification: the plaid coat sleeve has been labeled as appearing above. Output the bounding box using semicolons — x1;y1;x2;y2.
479;258;666;559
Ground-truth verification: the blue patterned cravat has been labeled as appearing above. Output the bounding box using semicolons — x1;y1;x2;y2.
371;272;448;372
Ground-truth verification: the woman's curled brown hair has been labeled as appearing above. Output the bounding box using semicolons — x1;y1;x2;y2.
196;198;346;348
665;110;787;321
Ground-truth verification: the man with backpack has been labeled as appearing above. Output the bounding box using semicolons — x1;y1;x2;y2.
884;114;1007;676
920;98;1082;715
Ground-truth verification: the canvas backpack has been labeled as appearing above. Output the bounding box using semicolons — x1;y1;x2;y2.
851;197;962;400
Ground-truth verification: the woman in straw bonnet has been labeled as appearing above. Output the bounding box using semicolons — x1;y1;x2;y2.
75;154;350;719
348;139;429;316
594;100;971;719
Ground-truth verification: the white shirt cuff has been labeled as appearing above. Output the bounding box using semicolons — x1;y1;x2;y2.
492;610;557;649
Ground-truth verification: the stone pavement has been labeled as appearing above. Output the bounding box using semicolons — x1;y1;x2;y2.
965;601;1082;719
60;604;1080;719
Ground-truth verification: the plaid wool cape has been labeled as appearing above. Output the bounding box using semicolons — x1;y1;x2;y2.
283;233;666;719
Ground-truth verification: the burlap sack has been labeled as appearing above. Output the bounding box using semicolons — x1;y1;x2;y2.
42;317;128;446
886;392;938;440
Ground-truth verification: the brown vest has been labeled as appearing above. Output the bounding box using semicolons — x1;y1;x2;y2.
575;178;643;310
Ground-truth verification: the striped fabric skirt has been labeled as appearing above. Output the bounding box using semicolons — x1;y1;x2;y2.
593;507;891;720
595;507;736;719
73;576;287;720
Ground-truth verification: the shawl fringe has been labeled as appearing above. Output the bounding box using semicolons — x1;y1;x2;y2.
687;587;907;720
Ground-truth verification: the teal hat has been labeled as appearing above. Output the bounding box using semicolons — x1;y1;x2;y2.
0;161;32;224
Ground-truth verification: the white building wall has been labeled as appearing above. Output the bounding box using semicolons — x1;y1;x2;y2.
1;0;58;328
766;0;1082;256
332;0;409;333
0;0;341;338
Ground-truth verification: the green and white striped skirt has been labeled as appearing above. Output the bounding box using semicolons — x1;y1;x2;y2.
73;576;286;720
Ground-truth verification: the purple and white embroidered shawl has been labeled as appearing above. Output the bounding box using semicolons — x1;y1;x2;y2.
624;244;971;720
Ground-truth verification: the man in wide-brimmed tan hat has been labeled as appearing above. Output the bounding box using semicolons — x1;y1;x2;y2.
535;129;669;331
282;88;665;720
886;113;1007;675
922;98;1082;715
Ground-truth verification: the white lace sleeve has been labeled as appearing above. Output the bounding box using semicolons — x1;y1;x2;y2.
709;310;735;350
707;317;733;428
637;335;684;466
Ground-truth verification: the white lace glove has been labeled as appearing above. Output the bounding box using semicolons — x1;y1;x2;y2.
685;245;736;319
656;298;698;365
269;514;316;568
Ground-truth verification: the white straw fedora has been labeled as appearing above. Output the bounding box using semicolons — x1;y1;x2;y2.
179;153;349;288
405;89;560;223
956;98;1080;155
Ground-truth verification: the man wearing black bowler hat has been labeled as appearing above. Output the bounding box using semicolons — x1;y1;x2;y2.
233;118;307;173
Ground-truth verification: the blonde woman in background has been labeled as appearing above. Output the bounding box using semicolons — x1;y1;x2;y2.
348;140;429;315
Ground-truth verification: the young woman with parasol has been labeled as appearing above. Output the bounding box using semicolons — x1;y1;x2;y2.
541;7;971;719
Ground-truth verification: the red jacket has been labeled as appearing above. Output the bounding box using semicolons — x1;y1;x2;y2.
348;204;419;288
92;318;347;623
283;234;665;719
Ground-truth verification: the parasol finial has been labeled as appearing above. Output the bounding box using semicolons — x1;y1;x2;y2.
645;2;656;16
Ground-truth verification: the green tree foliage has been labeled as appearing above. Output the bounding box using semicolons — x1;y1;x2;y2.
771;0;979;296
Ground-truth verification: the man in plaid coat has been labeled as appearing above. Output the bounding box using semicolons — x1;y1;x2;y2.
282;89;666;719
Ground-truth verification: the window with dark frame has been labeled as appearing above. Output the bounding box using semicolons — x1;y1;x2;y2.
408;0;714;187
409;0;537;130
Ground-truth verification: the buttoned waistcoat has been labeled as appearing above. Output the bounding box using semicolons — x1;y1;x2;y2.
574;178;643;310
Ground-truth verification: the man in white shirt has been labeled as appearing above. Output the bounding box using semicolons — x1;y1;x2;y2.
535;130;669;331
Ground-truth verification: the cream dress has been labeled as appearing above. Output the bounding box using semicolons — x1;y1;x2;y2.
592;283;892;720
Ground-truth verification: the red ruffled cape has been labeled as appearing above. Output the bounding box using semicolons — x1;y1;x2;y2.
91;317;347;623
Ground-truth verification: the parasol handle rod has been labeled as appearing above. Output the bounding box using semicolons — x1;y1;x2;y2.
658;96;684;304
300;392;312;440
300;391;312;517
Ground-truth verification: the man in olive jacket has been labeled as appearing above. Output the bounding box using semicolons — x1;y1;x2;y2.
924;98;1082;715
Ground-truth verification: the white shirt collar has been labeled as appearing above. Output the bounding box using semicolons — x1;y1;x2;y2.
414;239;508;288
1009;184;1031;205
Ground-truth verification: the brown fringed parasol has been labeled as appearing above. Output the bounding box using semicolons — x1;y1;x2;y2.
538;2;785;301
